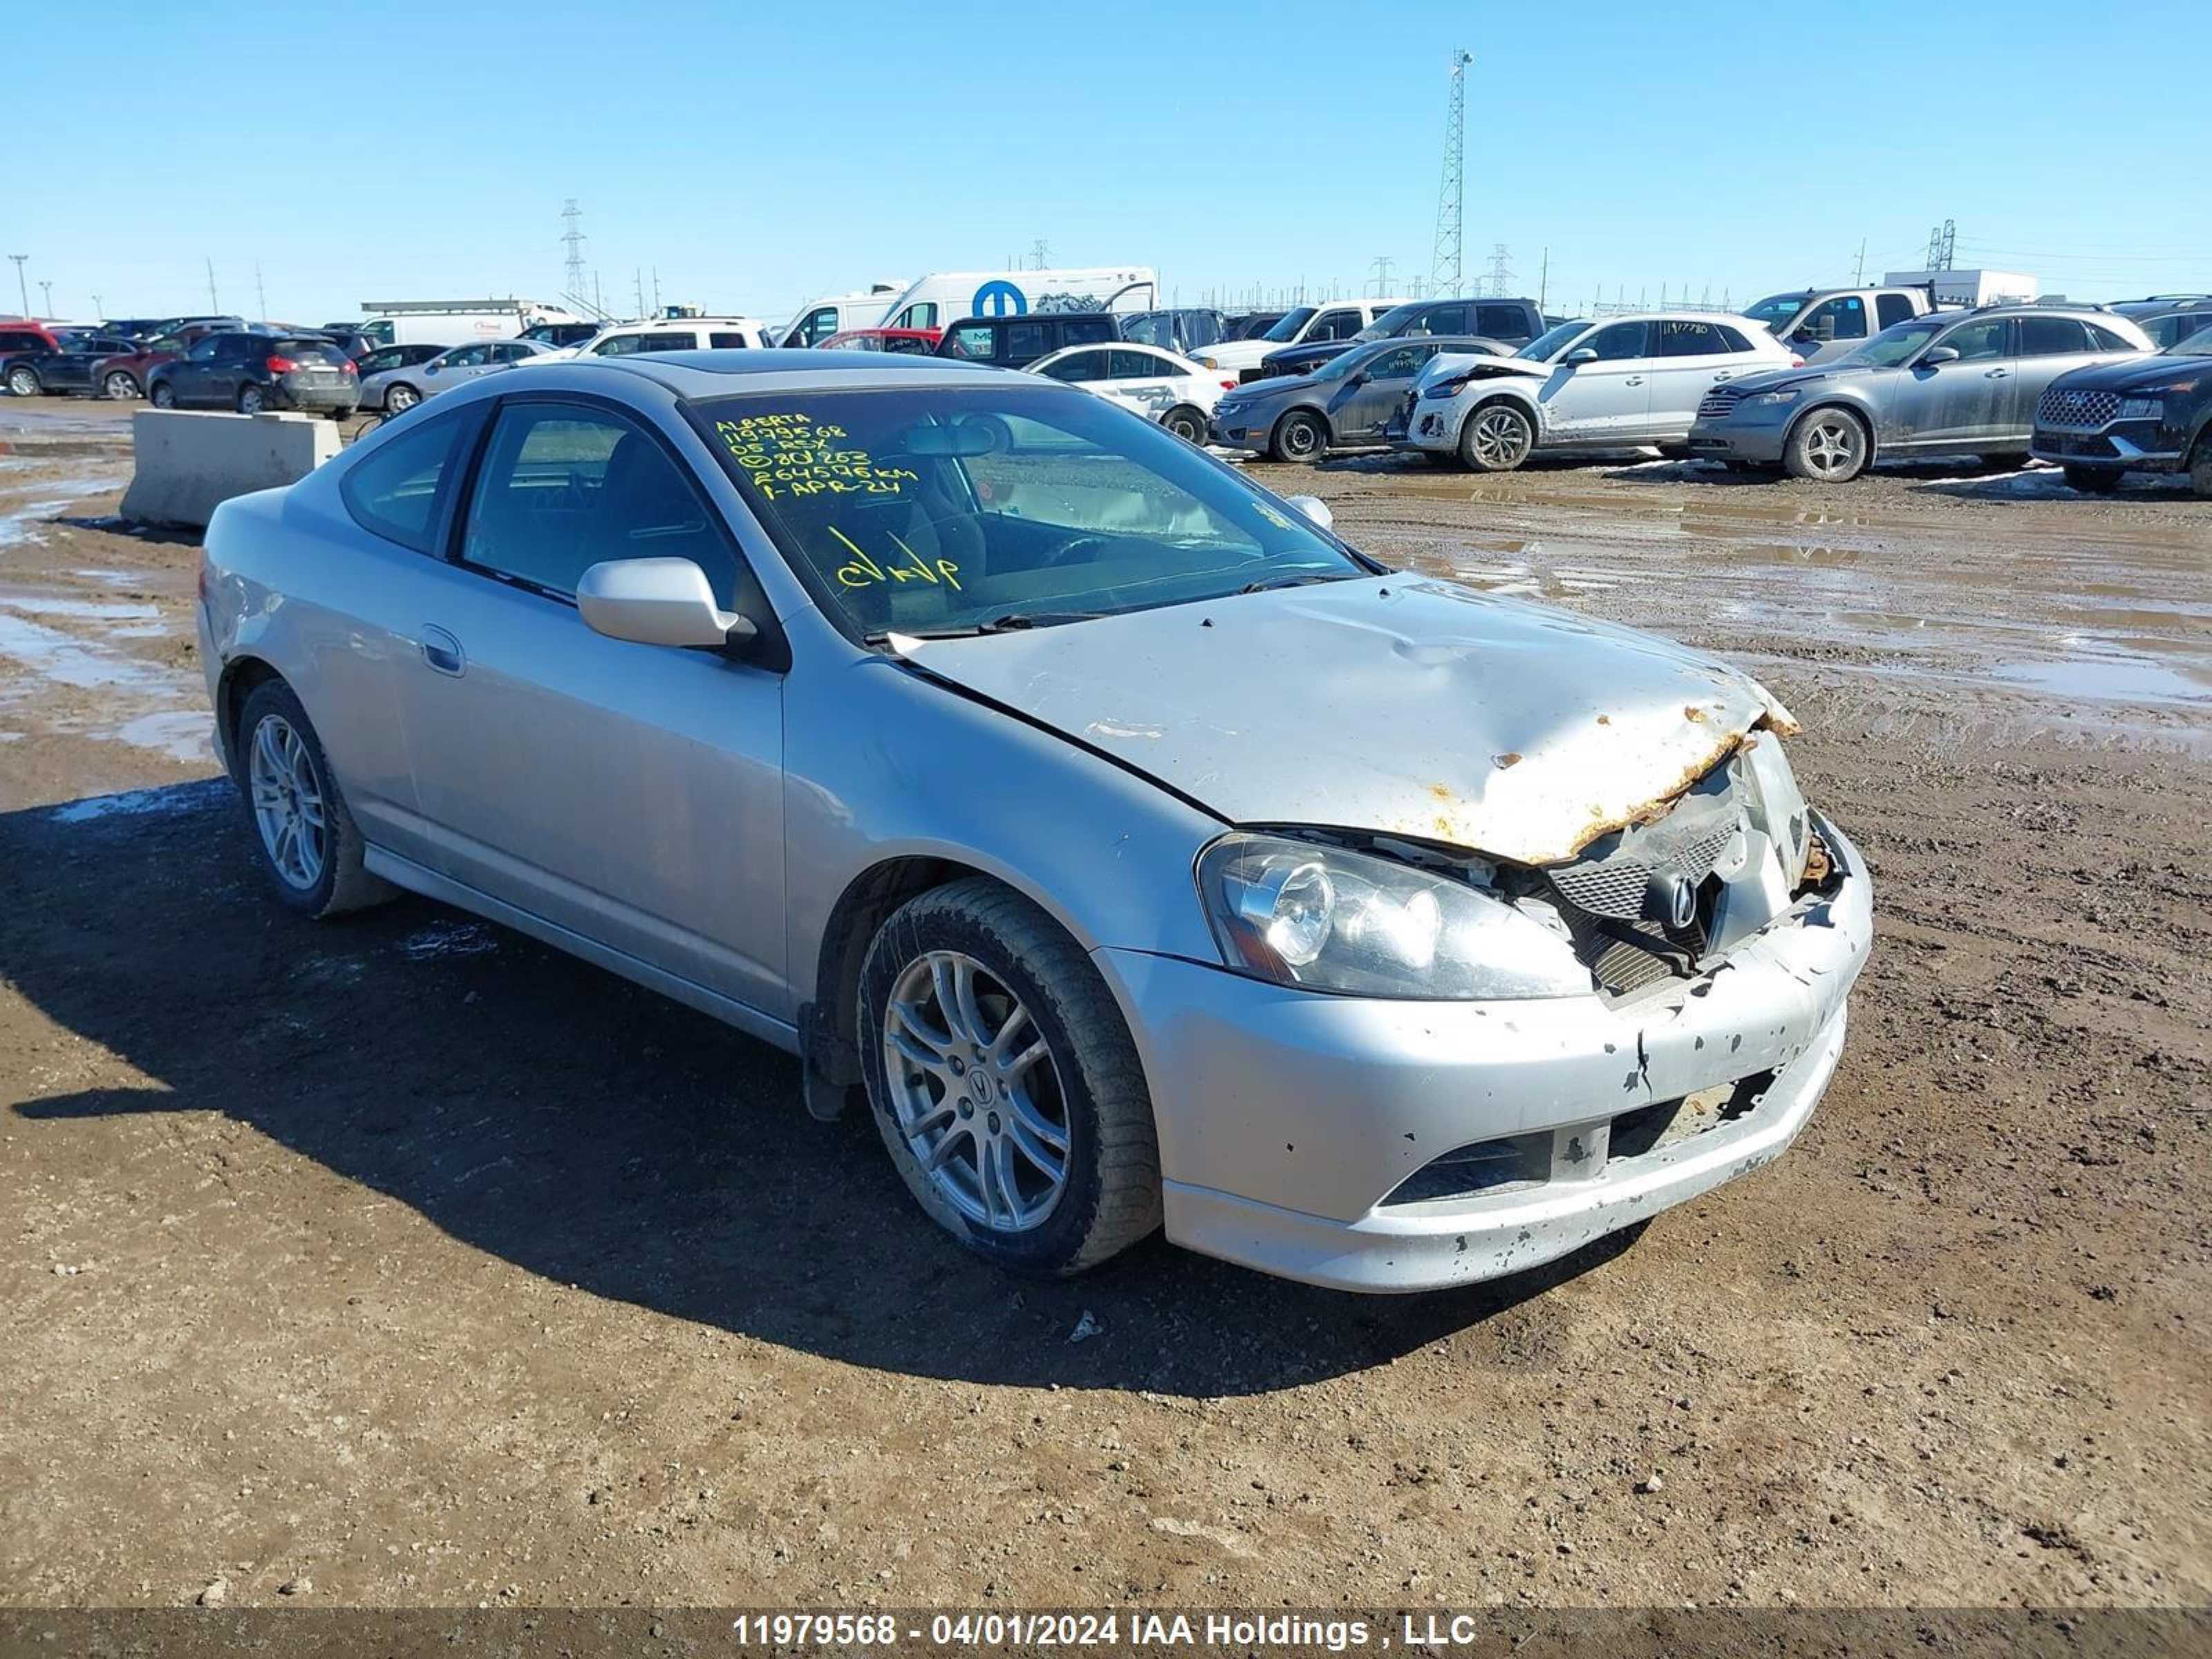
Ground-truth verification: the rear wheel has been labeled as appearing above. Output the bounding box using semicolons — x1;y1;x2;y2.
1162;404;1208;444
858;879;1162;1277
232;679;391;919
1458;399;1535;472
2191;433;2212;500
1784;406;1869;482
5;365;37;397
149;380;177;409
384;382;420;413
103;371;140;400
1270;409;1327;463
328;406;355;422
237;384;266;415
2062;464;2124;494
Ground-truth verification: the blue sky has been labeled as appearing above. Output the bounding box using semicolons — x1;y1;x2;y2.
12;0;2209;328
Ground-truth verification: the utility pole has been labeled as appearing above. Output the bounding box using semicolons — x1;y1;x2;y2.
651;267;661;314
92;291;104;319
254;261;267;319
38;280;52;317
9;255;28;318
1853;238;1866;285
1428;48;1472;297
1537;248;1548;315
1030;237;1050;271
635;268;645;318
1925;219;1956;272
561;200;589;304
206;257;218;312
1485;243;1512;299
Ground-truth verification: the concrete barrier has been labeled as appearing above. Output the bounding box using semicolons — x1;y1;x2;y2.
120;410;341;529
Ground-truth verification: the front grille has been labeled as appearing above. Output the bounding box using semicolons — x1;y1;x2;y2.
1549;818;1738;922
1696;386;1746;420
2036;387;2121;430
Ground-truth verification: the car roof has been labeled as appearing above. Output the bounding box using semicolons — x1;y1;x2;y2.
941;312;1121;330
561;348;1011;396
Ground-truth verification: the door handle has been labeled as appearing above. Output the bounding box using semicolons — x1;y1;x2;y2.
1625;375;1644;386
419;624;465;677
1712;371;1732;381
1986;368;2009;378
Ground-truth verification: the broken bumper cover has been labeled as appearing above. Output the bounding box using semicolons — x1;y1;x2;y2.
1402;404;1464;454
1098;812;1872;1293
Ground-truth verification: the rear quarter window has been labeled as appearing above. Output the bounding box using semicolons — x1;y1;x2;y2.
1063;317;1117;347
339;411;468;554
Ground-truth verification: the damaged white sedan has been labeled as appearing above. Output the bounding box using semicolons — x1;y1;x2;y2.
198;349;1871;1292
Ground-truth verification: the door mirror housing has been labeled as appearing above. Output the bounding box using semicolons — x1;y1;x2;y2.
1918;346;1960;366
1565;347;1598;364
1283;494;1333;531
577;557;756;650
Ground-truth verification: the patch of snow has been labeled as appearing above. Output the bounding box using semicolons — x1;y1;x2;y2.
102;709;214;764
47;778;229;823
0;595;160;620
0;610;171;690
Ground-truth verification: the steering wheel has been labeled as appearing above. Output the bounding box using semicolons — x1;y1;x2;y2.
1042;533;1115;568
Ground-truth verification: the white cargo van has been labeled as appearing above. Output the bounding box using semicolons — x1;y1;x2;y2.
872;268;1157;334
777;283;908;348
358;299;588;349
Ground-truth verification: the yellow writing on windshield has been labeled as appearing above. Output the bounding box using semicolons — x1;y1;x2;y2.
715;413;920;502
827;526;960;592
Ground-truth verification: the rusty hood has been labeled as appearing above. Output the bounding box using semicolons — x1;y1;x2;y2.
894;576;1796;867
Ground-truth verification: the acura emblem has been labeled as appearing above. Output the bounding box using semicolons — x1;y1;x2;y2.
1666;877;1698;930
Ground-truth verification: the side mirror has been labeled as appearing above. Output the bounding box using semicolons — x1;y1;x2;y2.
1565;348;1598;364
1344;371;1369;388
1284;494;1333;531
1919;346;1960;366
577;557;756;650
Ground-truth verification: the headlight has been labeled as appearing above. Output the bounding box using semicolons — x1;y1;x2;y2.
1194;833;1591;1000
1745;388;1803;408
2117;396;2162;420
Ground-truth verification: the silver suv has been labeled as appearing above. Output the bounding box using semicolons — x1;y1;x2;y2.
1687;306;2152;482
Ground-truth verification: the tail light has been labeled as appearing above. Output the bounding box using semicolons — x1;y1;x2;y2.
1788;355;1804;367
341;361;357;376
1219;378;1238;391
265;355;297;373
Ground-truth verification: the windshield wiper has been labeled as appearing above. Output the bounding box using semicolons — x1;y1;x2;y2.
1237;570;1357;595
867;609;1103;645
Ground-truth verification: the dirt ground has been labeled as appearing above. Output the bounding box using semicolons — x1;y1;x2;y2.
1;397;2206;1614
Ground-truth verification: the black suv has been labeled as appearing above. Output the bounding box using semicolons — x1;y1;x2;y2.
2030;328;2212;496
1;330;142;397
935;310;1120;369
147;330;359;418
1259;296;1546;379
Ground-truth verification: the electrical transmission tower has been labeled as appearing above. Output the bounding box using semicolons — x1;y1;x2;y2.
1368;254;1396;299
1485;243;1513;298
561;200;590;303
1429;48;1472;297
1925;218;1956;271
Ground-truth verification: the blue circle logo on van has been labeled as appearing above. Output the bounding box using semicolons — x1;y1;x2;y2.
972;280;1029;317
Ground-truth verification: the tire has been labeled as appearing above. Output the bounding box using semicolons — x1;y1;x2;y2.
232;679;393;919
102;371;140;400
329;406;355;422
149;379;176;409
1655;442;1694;461
1457;397;1535;472
6;365;38;397
383;382;419;413
2062;464;2124;495
1783;406;1870;482
2191;433;2212;500
858;878;1162;1277
237;384;266;415
1270;409;1327;464
1162;404;1207;444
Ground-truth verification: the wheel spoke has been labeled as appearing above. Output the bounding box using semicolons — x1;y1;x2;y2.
924;1123;971;1174
889;996;953;1060
989;1002;1035;1063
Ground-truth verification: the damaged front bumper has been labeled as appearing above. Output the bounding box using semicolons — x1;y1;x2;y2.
1096;812;1872;1293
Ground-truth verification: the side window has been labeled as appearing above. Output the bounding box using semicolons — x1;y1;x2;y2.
1417;305;1469;335
1003;322;1048;361
1064;317;1118;348
460;403;739;603
1801;297;1867;341
339;411;467;554
591;334;644;357
1583;321;1651;360
1475;305;1526;339
1715;324;1756;352
1875;293;1918;330
708;331;749;349
1109;350;1163;379
187;337;224;362
2018;317;2092;356
943;324;993;359
1367;345;1426;380
487;342;531;362
1313;310;1360;341
803;307;837;345
1936;319;2010;362
1040;350;1104;382
632;332;697;354
1658;319;1724;357
444;344;490;368
884;335;928;355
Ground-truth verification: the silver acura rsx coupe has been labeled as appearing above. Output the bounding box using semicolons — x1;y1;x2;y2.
198;349;1872;1292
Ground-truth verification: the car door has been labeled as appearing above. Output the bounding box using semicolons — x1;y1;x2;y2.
1886;316;2016;450
1327;341;1436;442
1304;307;1365;345
1784;294;1872;362
428;342;491;391
2010;316;2117;442
391;393;789;1017
1104;348;1187;420
171;333;231;404
1646;318;1743;438
1541;320;1653;442
1038;347;1114;397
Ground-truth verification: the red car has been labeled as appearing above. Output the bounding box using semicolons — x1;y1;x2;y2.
88;322;232;400
818;327;941;355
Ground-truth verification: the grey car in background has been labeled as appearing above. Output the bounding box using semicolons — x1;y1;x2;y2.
1211;335;1508;461
353;343;449;412
197;350;1870;1292
373;338;555;413
1688;306;2152;481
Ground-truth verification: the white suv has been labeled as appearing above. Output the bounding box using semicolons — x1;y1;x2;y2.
1206;299;1409;377
1400;312;1799;471
523;317;776;364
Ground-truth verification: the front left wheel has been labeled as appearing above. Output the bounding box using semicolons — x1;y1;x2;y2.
232;679;391;918
858;879;1162;1277
6;366;37;397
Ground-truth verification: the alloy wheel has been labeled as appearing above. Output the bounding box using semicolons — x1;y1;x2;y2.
239;386;265;415
104;372;138;400
386;384;418;412
1800;415;1862;479
881;950;1071;1232
6;367;35;397
247;713;327;892
1469;406;1533;469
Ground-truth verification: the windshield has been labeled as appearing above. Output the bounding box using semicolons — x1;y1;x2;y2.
1834;317;1944;368
2168;324;2212;357
1743;292;1812;328
1262;307;1315;343
1353;302;1424;343
1517;321;1588;362
691;386;1366;641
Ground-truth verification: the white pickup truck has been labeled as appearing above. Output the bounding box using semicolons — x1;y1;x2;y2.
1740;286;1947;363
